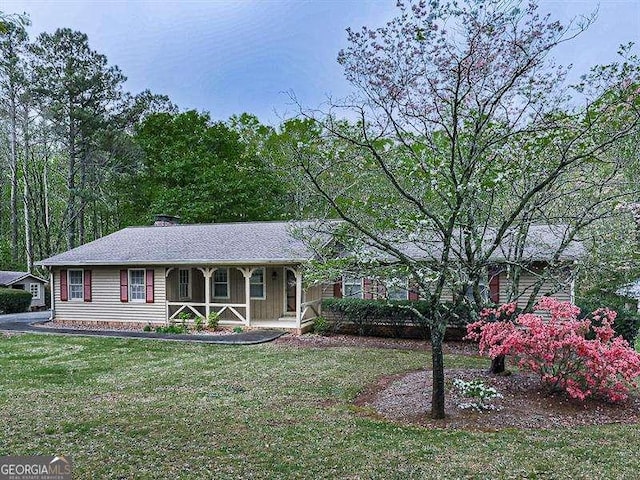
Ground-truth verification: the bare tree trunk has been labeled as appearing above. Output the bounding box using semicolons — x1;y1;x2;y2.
22;178;32;270
78;150;86;244
430;321;446;419
22;105;32;271
41;131;52;258
67;103;77;249
43;151;50;239
9;92;19;264
0;158;5;235
92;195;99;240
490;356;505;374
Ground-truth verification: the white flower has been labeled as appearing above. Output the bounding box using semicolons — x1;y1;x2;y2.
453;378;503;412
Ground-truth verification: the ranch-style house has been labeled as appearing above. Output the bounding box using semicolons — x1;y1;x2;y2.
37;217;584;332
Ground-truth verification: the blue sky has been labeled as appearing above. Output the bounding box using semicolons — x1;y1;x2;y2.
2;0;639;125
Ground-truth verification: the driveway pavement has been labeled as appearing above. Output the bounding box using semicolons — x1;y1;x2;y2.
0;311;284;344
0;310;51;325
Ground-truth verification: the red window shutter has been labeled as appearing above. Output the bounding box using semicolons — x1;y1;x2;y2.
120;269;128;302
333;278;342;298
489;270;500;304
146;269;154;303
59;269;68;302
363;278;373;300
408;281;419;301
83;270;92;302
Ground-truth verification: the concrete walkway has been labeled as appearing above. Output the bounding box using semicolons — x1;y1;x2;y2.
0;311;285;345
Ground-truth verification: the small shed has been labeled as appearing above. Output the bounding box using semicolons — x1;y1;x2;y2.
0;271;47;310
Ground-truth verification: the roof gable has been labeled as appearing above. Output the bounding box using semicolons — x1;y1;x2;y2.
0;271;47;286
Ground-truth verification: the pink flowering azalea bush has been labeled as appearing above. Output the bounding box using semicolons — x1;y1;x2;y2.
466;297;640;403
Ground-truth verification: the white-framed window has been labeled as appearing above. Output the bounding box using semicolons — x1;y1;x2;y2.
68;270;84;301
129;269;146;302
29;283;41;300
387;279;408;300
213;268;229;299
250;268;265;299
178;269;191;300
343;276;362;298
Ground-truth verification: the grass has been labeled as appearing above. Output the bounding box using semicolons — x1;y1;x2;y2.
0;333;639;479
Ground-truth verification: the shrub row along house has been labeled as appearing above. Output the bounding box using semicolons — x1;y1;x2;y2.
37;217;584;332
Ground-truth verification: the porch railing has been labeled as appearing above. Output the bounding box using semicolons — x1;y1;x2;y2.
300;299;321;321
167;302;247;323
168;302;205;320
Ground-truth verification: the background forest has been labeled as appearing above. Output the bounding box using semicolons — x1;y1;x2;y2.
0;8;639;302
0;13;310;274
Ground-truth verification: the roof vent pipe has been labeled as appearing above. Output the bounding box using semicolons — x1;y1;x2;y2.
153;214;180;227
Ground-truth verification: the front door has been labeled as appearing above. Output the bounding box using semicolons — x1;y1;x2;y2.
285;270;296;313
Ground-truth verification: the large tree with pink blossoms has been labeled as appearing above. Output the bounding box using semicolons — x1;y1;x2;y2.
294;0;640;418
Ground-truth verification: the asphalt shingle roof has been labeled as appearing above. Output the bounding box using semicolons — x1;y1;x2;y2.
37;221;319;267
616;281;640;300
37;221;584;268
0;271;46;285
398;224;585;262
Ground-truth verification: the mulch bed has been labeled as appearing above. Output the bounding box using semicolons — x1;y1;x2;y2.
354;368;640;430
37;320;232;336
275;333;640;430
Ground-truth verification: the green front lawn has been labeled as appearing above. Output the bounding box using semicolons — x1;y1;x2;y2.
0;334;638;479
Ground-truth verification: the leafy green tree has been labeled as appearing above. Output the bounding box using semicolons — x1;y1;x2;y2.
230;114;335;219
127;110;289;224
29;28;126;248
84;89;177;235
0;15;181;271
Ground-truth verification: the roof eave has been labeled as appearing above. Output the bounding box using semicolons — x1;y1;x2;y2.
4;273;47;284
36;258;312;268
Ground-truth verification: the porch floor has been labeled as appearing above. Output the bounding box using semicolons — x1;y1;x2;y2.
249;318;315;332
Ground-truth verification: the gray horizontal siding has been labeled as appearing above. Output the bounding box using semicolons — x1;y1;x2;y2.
321;283;335;300
324;271;572;306
54;267;166;324
501;271;571;307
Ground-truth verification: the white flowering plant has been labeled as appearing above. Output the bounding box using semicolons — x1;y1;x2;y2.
452;378;503;412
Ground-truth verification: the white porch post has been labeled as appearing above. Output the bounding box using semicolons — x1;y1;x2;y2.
295;269;303;329
239;267;253;327
48;267;54;321
198;268;214;320
165;267;175;322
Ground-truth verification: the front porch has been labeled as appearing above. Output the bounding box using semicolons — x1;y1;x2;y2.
164;265;321;332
